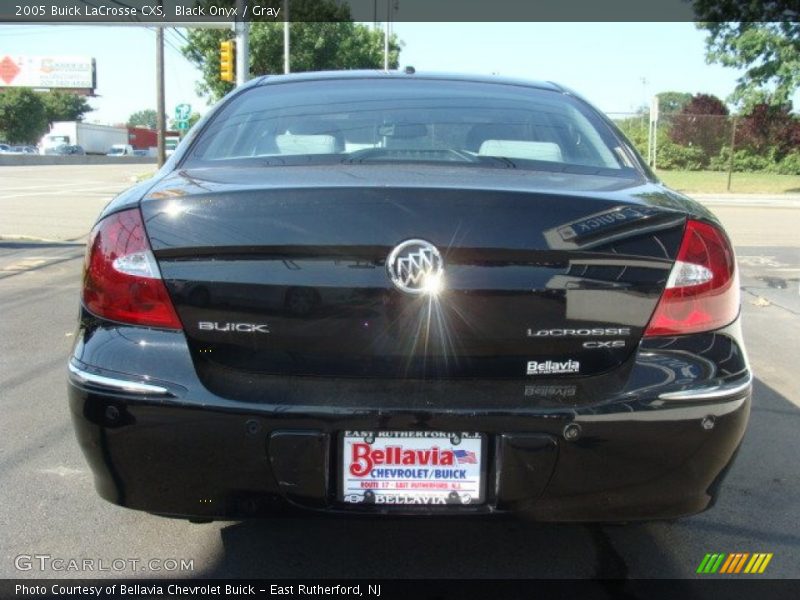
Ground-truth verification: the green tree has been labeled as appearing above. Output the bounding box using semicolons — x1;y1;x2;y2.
0;88;49;144
186;111;202;129
736;103;800;159
614;112;649;157
168;112;202;131
127;109;158;130
668;93;729;163
41;91;92;123
182;1;401;102
694;3;800;108
656;91;693;114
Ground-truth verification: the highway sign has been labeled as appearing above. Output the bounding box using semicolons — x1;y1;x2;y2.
174;103;191;122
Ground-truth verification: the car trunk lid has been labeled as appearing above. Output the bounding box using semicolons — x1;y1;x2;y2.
142;166;686;380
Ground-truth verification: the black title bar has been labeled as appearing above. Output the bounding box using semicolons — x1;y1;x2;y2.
2;579;800;600
2;0;799;23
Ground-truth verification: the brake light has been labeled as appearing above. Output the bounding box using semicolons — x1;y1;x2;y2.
82;208;182;329
644;219;739;336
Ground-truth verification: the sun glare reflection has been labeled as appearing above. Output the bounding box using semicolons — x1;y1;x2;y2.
421;272;444;296
370;275;482;379
398;278;472;378
163;201;187;218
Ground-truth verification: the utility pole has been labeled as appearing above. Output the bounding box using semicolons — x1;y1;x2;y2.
648;95;659;170
283;0;290;74
156;27;166;168
383;0;390;71
235;0;249;85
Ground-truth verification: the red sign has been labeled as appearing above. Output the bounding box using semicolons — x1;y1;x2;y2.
0;56;20;85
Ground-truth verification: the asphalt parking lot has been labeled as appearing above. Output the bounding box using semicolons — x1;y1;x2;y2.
0;164;798;579
0;164;153;242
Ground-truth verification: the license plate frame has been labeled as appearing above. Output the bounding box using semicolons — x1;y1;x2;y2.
339;431;486;506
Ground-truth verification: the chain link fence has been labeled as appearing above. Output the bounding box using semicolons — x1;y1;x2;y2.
607;110;800;186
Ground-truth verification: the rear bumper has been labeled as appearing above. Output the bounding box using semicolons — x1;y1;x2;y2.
67;320;751;521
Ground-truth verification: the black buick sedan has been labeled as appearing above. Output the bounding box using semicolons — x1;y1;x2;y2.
68;71;750;521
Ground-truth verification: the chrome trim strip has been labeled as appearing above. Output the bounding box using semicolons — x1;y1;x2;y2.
575;396;747;423
658;375;752;401
68;363;170;395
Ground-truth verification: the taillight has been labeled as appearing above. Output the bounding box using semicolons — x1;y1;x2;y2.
82;208;182;329
644;219;739;336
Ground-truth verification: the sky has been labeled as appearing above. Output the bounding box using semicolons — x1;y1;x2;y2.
2;22;796;126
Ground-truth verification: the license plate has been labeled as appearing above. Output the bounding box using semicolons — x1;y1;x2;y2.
340;431;485;506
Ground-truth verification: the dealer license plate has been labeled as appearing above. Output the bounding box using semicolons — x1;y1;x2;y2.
340;431;484;506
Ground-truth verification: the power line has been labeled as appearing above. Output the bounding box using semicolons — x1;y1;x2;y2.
162;31;183;54
166;29;188;53
171;28;190;44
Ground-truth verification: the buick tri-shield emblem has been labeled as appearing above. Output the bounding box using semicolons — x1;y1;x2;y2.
387;239;444;295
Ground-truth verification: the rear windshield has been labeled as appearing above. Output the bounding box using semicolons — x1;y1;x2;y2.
186;78;636;173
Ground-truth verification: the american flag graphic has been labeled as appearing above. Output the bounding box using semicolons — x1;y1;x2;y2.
453;449;477;464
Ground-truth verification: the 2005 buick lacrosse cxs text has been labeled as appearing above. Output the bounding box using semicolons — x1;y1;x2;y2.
67;71;750;522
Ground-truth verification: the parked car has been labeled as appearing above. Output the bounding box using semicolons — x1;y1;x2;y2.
0;143;11;153
69;71;750;522
43;144;65;155
107;144;135;156
9;145;38;155
44;144;84;156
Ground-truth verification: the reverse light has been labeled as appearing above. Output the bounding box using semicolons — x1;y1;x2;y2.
82;208;182;329
644;219;739;336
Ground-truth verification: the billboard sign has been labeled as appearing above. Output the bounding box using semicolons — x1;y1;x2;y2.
0;55;95;90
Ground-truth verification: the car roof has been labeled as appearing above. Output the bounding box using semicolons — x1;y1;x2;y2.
252;70;564;93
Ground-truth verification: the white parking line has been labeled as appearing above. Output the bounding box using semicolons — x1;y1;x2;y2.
1;181;112;190
2;259;47;271
0;188;115;200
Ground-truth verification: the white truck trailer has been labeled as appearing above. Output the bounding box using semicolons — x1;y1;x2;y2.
40;122;128;155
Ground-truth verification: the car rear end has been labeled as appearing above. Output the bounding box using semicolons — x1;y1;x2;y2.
68;73;750;521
